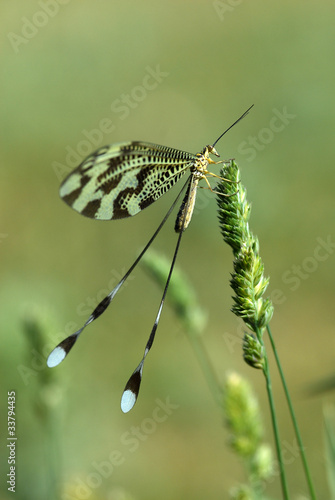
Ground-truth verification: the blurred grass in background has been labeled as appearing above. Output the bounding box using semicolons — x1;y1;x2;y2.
1;1;335;498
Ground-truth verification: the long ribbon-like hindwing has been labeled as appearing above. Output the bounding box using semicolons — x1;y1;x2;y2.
47;106;253;412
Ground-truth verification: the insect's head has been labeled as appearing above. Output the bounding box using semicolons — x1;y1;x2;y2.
199;144;220;159
206;144;220;157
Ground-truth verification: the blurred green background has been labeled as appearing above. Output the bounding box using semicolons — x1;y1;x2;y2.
1;1;335;498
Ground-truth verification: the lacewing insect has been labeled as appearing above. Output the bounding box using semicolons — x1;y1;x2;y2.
47;105;253;412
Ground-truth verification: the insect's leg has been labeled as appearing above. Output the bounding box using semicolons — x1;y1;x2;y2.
206;171;240;184
200;175;239;197
208;157;234;166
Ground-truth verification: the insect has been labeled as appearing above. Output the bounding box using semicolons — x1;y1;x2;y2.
47;105;253;412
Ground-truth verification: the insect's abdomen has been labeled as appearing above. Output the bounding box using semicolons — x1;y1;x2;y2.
174;176;199;233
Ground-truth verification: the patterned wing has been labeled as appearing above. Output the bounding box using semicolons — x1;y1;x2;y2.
60;141;196;220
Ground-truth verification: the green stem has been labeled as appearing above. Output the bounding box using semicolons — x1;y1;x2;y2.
257;328;290;500
266;325;317;500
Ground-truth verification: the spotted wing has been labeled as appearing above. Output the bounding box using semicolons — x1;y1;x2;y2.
60;141;196;220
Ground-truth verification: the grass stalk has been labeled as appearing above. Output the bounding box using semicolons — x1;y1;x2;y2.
266;324;316;499
215;159;317;498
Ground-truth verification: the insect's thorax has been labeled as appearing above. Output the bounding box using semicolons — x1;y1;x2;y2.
191;144;219;179
191;146;210;177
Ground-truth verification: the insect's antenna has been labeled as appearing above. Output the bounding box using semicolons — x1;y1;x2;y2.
121;176;193;413
47;177;191;369
212;104;254;149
